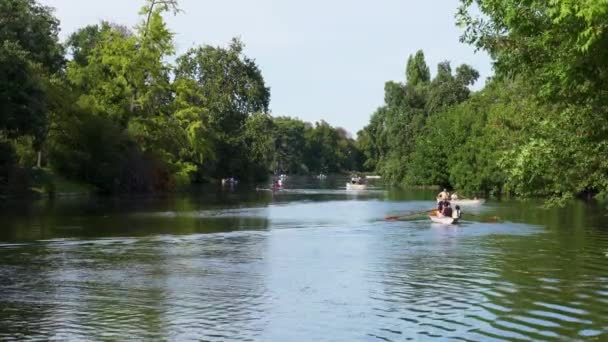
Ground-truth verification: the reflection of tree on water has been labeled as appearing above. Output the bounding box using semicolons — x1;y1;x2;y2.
0;218;271;339
473;202;608;340
0;190;274;339
63;229;271;340
0;244;55;339
0;238;170;339
367;224;493;340
367;201;608;340
0;190;275;241
154;229;271;340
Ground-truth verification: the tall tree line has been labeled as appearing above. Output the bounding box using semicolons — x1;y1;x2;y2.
357;50;479;183
359;0;608;204
0;0;360;195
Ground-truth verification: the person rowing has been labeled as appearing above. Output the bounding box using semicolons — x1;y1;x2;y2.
442;202;453;218
437;188;450;202
436;200;452;218
437;199;450;217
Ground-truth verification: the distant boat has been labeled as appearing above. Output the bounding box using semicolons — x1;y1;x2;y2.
366;175;381;179
221;178;238;186
346;183;367;190
451;198;485;206
446;198;486;206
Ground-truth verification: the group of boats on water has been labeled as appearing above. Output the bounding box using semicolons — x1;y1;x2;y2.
223;174;383;191
224;176;483;225
429;189;485;224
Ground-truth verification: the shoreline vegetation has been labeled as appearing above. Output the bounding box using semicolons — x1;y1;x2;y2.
2;0;608;206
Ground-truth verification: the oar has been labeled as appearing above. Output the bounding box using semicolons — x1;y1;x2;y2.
386;209;436;221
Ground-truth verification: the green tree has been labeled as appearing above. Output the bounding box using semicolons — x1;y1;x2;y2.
66;22;131;67
243;113;276;180
457;0;608;103
0;0;63;72
358;50;478;184
406;50;431;86
54;0;187;190
174;38;270;178
273;117;309;174
0;0;64;168
0;42;47;138
302;121;359;173
457;0;608;201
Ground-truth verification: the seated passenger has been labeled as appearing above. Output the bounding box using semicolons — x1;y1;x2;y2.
443;203;453;218
437;201;445;216
453;205;462;219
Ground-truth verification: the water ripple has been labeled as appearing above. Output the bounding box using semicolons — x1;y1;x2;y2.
1;194;608;340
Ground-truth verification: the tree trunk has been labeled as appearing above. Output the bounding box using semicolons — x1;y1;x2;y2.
36;151;42;168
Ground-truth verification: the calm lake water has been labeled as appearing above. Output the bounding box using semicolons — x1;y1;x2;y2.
1;176;608;341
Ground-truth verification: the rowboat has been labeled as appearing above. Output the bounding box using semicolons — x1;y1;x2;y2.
429;215;459;224
346;183;367;190
221;178;238;186
450;199;485;206
436;198;485;206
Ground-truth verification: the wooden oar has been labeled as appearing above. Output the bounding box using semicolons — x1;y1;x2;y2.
386;209;436;221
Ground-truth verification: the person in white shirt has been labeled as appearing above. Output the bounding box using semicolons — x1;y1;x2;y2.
453;205;462;219
437;188;450;202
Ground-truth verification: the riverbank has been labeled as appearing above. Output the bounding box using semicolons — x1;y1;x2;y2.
0;168;95;200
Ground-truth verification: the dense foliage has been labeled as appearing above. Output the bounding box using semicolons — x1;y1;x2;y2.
4;0;607;203
357;50;479;184
1;0;359;195
358;0;608;203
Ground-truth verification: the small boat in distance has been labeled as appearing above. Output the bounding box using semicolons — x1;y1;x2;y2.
450;198;485;206
366;175;382;179
346;183;367;190
221;177;238;186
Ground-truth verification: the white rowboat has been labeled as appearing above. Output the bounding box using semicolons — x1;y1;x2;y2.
450;199;485;206
429;215;459;224
436;198;485;206
346;183;367;190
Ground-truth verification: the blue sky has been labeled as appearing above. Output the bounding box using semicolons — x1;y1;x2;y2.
42;0;492;136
